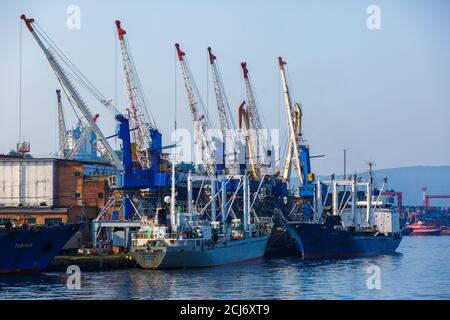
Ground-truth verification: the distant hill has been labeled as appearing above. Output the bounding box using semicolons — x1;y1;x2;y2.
293;166;450;206
363;166;450;206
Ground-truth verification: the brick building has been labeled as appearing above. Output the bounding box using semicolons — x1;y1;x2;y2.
0;155;117;244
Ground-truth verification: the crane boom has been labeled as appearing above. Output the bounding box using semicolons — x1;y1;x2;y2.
238;101;258;178
207;47;238;173
115;20;152;169
240;62;271;178
279;57;303;185
56;89;68;158
21;15;124;171
175;43;215;176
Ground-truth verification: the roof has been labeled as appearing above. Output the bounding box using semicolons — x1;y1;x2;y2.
0;206;69;214
0;156;115;167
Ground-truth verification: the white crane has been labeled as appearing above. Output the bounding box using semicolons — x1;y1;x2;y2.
56;89;101;160
207;47;238;174
115;20;155;169
175;43;216;176
66;114;100;160
278;57;303;185
56;89;68;158
21;15;124;171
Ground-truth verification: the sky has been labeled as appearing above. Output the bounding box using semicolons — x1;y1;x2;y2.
0;0;449;175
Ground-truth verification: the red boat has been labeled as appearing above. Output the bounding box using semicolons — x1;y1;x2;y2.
404;221;442;236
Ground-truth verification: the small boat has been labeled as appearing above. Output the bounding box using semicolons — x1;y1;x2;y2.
406;221;442;236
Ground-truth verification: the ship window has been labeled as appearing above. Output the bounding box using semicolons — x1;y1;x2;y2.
27;218;36;225
74;171;81;177
45;218;62;226
0;218;10;224
98;192;104;199
74;192;81;198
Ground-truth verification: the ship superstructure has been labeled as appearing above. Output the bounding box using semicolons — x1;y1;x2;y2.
286;165;402;259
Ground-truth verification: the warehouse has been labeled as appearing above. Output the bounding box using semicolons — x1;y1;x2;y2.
0;155;117;244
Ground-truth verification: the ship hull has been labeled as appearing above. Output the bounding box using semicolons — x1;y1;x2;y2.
264;227;298;257
0;223;82;275
410;229;441;236
286;222;402;259
131;236;269;269
402;224;442;236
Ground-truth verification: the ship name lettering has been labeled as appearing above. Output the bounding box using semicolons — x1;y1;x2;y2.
15;243;33;248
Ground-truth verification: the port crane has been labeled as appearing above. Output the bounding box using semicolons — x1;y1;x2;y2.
21;15;124;171
278;57;304;185
66;113;100;160
175;43;216;176
237;101;257;178
422;187;450;208
56;89;68;158
381;191;403;218
21;15;171;249
239;62;271;179
115;20;156;170
207;47;239;174
57;88;101;160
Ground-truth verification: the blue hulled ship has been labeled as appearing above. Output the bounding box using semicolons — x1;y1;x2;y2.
286;166;403;259
0;222;82;274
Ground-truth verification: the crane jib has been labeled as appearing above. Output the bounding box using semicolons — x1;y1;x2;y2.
20;14;124;171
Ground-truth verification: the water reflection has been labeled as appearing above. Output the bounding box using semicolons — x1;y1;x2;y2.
0;237;449;300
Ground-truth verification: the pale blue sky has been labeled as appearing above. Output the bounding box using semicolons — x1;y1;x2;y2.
1;0;449;174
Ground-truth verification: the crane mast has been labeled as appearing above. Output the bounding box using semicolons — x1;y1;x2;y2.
279;57;303;185
115;20;153;169
238;101;258;178
175;43;215;176
21;15;124;171
56;89;68;158
240;62;269;178
207;47;238;173
66;114;100;160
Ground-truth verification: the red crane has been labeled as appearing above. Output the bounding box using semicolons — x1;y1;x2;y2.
381;191;403;217
175;43;216;176
422;187;450;208
115;20;154;169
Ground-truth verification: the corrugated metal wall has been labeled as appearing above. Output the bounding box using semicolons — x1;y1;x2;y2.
0;160;55;206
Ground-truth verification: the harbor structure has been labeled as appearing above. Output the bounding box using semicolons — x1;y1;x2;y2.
0;155;117;243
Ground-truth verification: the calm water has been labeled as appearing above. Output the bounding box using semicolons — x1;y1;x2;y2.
1;236;449;300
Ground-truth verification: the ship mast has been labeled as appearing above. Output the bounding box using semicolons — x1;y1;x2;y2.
367;162;373;225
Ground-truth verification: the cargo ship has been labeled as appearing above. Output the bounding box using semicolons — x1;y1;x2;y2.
130;164;272;269
286;166;402;259
0;222;83;275
131;218;271;269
